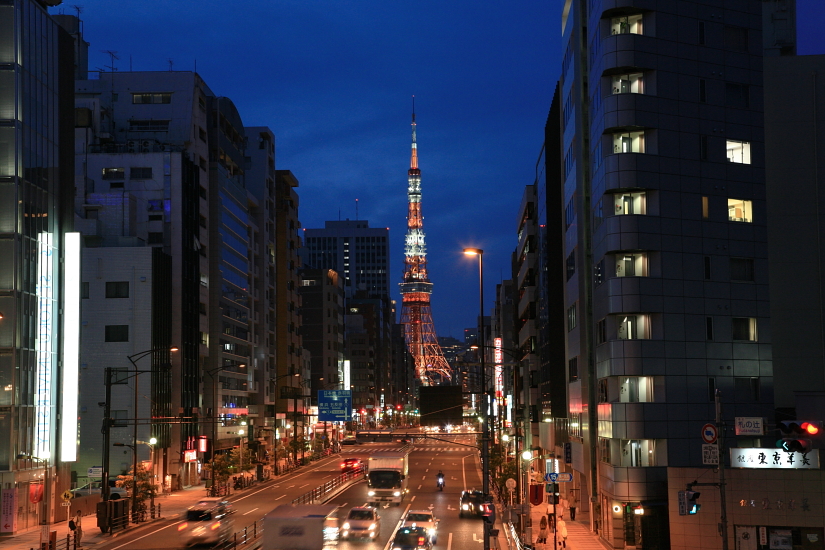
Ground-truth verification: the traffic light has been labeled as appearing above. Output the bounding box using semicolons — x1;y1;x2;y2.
777;421;822;453
677;490;701;515
481;502;496;524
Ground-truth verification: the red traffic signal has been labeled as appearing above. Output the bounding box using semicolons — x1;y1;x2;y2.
801;421;821;435
777;420;821;453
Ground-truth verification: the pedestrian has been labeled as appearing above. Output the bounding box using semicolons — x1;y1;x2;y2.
546;499;556;530
569;492;578;521
556;518;567;549
536;516;548;545
72;510;83;547
558;495;568;520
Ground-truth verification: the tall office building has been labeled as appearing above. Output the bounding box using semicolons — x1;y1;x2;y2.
301;220;390;299
559;1;774;546
0;0;77;534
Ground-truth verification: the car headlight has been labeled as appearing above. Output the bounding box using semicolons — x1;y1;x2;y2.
342;523;350;530
393;491;401;496
368;490;375;496
369;523;376;530
462;504;469;510
428;528;436;535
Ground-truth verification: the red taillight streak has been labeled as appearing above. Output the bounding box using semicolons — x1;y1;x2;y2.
211;522;220;530
178;523;188;531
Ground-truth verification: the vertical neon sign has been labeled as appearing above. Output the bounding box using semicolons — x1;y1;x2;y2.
494;338;503;398
35;232;55;459
61;232;80;461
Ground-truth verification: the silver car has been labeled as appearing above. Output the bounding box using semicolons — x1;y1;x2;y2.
341;506;381;540
178;498;234;547
72;481;127;499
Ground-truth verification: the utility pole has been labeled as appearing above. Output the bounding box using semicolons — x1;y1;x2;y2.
716;389;729;550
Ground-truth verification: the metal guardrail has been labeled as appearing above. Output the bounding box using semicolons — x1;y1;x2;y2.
291;467;365;505
214;518;265;550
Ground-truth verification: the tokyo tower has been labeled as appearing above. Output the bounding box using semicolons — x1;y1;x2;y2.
399;102;452;386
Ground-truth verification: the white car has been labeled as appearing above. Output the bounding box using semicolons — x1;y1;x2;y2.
178;498;234;547
72;481;128;499
341;506;381;540
403;510;438;544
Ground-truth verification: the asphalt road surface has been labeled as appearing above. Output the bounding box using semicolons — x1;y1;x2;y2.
92;431;486;550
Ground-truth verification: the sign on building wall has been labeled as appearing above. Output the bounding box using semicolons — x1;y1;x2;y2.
734;417;765;436
730;448;819;469
1;489;18;533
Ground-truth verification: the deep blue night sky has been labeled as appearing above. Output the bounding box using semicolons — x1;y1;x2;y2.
54;1;824;338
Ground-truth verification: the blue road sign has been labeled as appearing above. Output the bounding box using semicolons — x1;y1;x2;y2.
318;390;352;422
545;472;573;482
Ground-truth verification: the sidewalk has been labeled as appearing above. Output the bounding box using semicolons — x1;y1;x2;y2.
0;465;284;550
521;502;606;550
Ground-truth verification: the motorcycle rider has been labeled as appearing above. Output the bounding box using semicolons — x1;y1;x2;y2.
436;470;445;489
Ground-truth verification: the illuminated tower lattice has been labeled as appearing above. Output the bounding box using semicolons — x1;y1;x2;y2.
399;104;452;386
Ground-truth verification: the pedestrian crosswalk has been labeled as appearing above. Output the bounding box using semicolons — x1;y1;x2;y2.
340;446;473;454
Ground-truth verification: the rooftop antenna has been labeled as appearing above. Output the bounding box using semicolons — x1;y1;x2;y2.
101;50;119;72
168;59;174;71
356;198;359;220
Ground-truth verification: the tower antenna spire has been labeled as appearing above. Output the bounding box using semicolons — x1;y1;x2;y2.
399;103;451;385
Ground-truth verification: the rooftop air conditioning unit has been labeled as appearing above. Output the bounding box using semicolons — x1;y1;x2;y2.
126;140;138;153
140;140;153;152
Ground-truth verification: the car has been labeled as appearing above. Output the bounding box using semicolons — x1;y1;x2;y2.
340;506;381;540
402;510;438;543
459;490;485;518
390;526;432;550
72;480;127;499
341;436;360;445
178;498;234;547
340;458;363;472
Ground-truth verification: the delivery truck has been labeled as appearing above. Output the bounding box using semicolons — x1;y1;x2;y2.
263;504;339;550
366;452;409;506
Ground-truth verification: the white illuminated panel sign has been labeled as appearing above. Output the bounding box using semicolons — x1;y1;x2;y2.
35;232;55;459
60;232;80;462
730;448;819;469
343;360;351;390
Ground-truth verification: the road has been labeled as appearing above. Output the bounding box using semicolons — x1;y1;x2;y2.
93;431;486;550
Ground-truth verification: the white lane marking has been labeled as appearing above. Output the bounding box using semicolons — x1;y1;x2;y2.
448;532;453;550
274;494;285;500
234;483;280;502
411;495;416;502
108;519;182;550
242;507;259;516
418;485;422;490
299;483;309;488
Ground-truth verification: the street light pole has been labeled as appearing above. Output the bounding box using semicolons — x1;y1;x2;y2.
464;247;489;550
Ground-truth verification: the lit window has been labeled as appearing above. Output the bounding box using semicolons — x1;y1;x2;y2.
614;253;647;277
617;315;649;340
726;140;751;164
613;192;646;215
620;439;656;467
727;199;753;223
613;131;645;154
611;14;643;35
732;317;757;341
619;377;654;403
611;73;644;94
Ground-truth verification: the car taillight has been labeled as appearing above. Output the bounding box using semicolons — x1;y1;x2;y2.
211;522;221;531
418;537;426;545
341;463;346;468
178;523;188;531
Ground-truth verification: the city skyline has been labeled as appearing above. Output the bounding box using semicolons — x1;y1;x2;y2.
52;0;825;337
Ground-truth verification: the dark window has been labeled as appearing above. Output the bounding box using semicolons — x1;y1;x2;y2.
566;250;576;281
111;410;128;428
565;197;576;229
568;357;579;381
735;377;760;402
597;319;607;344
105;281;129;298
708;377;716;401
732;318;757;341
724;25;748;52
704;256;712;280
131;92;172;104
102;168;124;180
130;167;153;179
149;214;162;221
699;79;706;103
700;135;708;160
109;181;124;189
730;258;755;281
81;282;89;299
726;83;750;109
598;379;609;403
148;232;164;244
706;317;714;340
105;325;129;342
567;304;577;331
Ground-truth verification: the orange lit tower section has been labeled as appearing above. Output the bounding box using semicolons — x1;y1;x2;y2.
399;104;452;385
